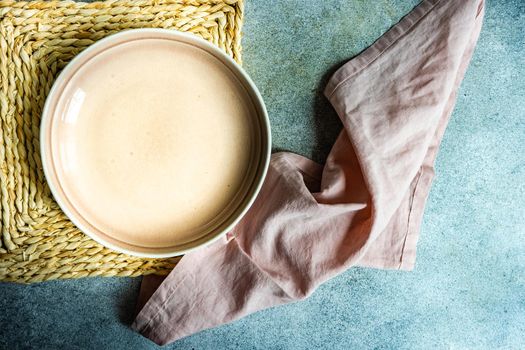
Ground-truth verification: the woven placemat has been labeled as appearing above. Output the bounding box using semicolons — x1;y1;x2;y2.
0;0;243;283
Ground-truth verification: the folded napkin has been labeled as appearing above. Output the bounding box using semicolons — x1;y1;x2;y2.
133;0;484;344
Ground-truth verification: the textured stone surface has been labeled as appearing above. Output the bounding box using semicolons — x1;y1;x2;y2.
1;0;524;349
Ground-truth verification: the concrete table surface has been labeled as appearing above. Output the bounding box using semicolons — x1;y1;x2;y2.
1;1;524;349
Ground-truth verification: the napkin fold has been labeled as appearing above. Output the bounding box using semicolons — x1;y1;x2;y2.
133;0;484;344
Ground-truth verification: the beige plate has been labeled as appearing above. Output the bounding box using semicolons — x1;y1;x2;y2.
40;29;271;258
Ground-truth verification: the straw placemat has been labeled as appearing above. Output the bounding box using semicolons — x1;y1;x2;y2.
0;0;243;283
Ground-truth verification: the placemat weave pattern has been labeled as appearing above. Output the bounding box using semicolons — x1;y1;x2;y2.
0;0;243;283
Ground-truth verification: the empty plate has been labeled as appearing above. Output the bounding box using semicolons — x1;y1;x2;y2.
40;29;271;257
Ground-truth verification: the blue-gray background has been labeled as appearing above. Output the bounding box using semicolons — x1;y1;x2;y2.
1;1;524;349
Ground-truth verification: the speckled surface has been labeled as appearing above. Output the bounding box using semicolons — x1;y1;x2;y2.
1;1;524;349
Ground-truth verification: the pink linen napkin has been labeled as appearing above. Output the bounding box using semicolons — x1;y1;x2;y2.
132;0;485;344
